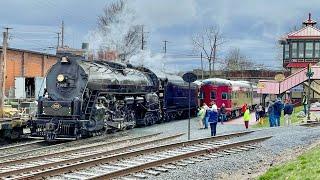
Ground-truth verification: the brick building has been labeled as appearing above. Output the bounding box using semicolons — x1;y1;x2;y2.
0;47;57;98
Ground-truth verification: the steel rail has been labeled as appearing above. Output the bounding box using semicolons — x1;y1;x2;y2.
88;136;272;180
0;132;161;166
0;133;184;178
14;130;254;179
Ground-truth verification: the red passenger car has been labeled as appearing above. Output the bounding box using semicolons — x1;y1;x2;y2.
200;78;260;119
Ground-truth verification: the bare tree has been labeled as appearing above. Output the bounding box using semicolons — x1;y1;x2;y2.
192;26;224;77
97;0;142;60
223;48;264;71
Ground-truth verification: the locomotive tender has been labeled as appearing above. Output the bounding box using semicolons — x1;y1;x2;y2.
28;56;198;140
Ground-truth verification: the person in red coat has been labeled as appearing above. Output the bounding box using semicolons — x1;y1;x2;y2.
241;103;247;114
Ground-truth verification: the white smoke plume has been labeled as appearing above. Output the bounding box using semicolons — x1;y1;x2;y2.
86;0;140;58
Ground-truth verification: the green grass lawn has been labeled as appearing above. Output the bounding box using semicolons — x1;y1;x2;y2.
252;106;304;128
258;145;320;180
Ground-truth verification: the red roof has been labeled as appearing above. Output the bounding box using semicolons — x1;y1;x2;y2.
287;25;320;39
286;62;316;68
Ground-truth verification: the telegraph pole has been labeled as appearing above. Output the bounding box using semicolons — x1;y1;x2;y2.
163;40;168;54
56;32;61;50
141;25;144;50
200;52;204;79
0;31;8;117
61;21;64;47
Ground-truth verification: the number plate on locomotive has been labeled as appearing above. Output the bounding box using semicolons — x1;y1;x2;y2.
56;83;68;87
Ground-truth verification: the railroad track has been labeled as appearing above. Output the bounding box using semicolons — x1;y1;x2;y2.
0;130;254;179
0;132;184;179
0;132;162;162
0;140;46;156
0;132;163;164
300;121;320;127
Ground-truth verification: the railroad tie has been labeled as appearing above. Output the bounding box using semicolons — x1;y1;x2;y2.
230;148;244;152
242;145;256;149
132;173;148;179
162;164;177;169
197;156;210;160
236;147;249;151
172;162;188;166
62;174;83;179
224;149;238;154
143;169;160;176
181;159;195;164
153;167;169;172
189;158;203;162
100;164;122;170
203;154;218;158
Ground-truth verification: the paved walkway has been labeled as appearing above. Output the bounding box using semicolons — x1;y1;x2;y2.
224;113;259;126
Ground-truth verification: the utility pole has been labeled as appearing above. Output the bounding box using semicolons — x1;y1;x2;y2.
56;32;61;50
61;21;64;47
141;25;144;50
200;52;204;80
163;40;168;54
3;27;12;46
0;31;8;117
212;35;217;77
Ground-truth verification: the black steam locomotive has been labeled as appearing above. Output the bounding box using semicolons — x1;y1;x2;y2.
28;56;198;140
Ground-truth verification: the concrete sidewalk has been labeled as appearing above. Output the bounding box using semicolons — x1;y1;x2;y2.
224;113;259;126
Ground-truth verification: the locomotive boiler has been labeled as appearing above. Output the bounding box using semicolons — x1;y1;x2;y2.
28;56;198;140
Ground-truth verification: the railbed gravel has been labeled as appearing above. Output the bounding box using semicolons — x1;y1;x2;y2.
148;121;320;180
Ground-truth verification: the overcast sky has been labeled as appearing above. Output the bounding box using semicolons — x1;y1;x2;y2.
1;0;320;71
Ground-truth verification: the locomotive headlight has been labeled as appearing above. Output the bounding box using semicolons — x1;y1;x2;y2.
57;74;65;82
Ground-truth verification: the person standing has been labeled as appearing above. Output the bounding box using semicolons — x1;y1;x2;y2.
259;105;265;125
283;99;294;126
273;98;284;126
208;105;218;136
243;108;251;129
302;92;308;116
203;103;209;129
197;106;205;129
219;103;227;124
267;101;275;127
254;104;260;122
241;103;247;114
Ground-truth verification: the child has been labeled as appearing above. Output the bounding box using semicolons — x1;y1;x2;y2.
243;108;250;129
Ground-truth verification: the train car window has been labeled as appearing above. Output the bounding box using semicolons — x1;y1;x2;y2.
221;93;227;100
211;91;216;99
228;93;232;99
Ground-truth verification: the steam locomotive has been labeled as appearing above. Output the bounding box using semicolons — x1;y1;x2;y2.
28;56;198;140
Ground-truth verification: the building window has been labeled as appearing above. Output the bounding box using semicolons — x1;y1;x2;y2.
210;91;216;99
284;44;290;59
305;42;314;58
315;42;320;58
292;42;298;58
298;42;304;58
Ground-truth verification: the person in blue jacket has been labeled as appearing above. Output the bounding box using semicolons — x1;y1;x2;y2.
208;105;219;136
273;98;284;126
